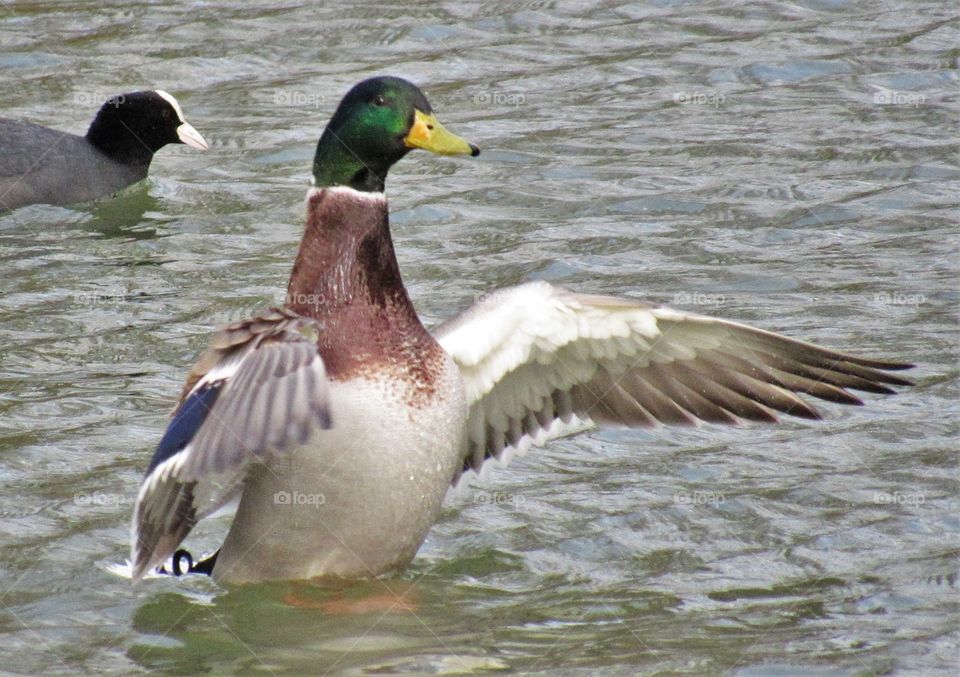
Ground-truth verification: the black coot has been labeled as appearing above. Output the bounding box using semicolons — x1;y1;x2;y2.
0;90;207;211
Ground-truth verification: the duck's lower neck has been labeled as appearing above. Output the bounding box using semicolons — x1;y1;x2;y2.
285;186;436;379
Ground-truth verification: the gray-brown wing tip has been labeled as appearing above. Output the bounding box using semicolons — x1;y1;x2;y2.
131;556;150;584
853;359;914;386
883;370;914;386
848;366;913;389
792;405;824;421
853;358;914;372
850;380;902;395
131;524;190;583
130;539;157;583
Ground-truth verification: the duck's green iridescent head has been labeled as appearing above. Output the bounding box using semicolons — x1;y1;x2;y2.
312;76;479;192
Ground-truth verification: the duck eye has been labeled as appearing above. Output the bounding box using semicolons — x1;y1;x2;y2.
372;95;387;106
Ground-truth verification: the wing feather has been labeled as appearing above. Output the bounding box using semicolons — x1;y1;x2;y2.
131;309;331;581
435;281;912;482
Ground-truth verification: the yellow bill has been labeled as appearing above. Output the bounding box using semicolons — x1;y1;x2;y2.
404;109;480;156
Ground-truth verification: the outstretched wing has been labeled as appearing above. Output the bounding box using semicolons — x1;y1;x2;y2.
131;308;331;581
434;281;912;483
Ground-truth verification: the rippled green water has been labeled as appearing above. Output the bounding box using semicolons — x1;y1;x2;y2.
1;1;957;674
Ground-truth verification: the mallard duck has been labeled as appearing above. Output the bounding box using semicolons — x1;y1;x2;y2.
130;76;912;584
0;90;207;212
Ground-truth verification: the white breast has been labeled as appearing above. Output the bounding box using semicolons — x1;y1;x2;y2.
212;355;467;583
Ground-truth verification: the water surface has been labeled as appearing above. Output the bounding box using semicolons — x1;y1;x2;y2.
0;1;957;674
